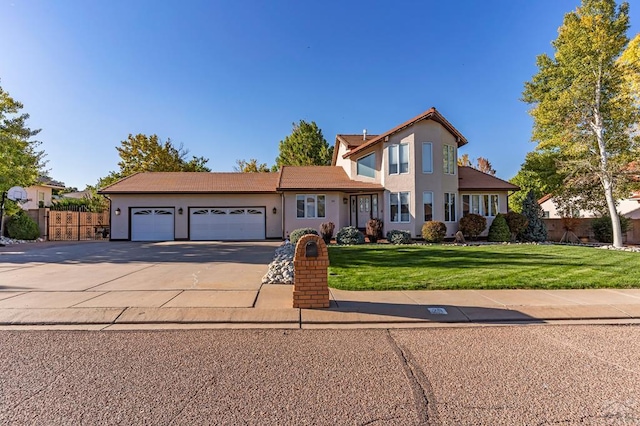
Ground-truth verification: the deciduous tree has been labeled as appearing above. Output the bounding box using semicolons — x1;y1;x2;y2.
0;83;45;193
234;158;270;173
522;0;640;247
98;134;210;188
274;120;333;169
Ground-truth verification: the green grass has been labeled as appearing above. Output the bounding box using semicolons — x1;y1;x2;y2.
327;244;640;291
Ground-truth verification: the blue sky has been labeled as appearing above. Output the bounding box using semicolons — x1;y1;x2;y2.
1;0;639;189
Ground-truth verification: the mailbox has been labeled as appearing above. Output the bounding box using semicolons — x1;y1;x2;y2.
305;240;318;258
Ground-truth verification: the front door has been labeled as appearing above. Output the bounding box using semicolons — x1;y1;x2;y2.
357;195;372;228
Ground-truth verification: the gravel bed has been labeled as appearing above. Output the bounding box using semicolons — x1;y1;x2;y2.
261;242;294;284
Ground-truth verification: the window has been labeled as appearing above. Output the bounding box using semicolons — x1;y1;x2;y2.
423;191;433;221
296;194;326;218
390;192;410;223
443;145;456;175
389;144;409;174
444;193;456;222
462;194;499;217
372;194;378;219
38;191;45;201
422;143;433;173
357;153;376;178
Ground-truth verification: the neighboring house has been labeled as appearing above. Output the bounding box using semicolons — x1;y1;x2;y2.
539;194;640;220
99;107;519;241
21;177;65;210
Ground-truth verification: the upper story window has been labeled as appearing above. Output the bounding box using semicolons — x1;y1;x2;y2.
389;143;409;175
422;143;433;173
443;145;456;175
356;153;376;178
462;194;499;217
296;194;326;219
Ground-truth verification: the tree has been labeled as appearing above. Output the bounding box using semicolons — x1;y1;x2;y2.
0;83;45;193
457;153;472;167
509;150;566;212
234;158;270;173
519;190;548;242
274;120;333;169
476;157;496;175
457;154;496;175
487;214;511;242
522;0;640;248
98;134;210;188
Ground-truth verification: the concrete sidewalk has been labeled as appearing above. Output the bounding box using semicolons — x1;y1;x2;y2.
1;286;640;329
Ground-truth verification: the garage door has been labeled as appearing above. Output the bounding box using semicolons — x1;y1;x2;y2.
190;207;265;240
131;208;175;241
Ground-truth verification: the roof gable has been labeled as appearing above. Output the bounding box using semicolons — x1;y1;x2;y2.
342;107;468;159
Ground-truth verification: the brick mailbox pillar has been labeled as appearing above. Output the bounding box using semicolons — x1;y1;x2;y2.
293;234;330;309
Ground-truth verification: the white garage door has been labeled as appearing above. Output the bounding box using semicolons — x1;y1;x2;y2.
190;207;265;240
131;208;175;241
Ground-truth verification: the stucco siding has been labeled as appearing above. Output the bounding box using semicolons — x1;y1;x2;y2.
282;192;346;238
22;185;53;210
109;193;282;240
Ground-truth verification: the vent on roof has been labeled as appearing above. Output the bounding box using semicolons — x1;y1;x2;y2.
363;129;367;140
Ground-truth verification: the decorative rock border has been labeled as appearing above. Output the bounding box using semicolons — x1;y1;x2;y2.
261;242;295;284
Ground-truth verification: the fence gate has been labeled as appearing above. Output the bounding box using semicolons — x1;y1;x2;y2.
47;210;110;241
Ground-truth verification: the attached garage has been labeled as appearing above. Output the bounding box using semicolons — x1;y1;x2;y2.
190;207;265;240
131;208;175;241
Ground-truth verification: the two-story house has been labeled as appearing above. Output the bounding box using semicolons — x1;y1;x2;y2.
101;107;518;241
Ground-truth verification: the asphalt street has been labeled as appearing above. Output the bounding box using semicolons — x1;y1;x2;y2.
2;325;639;425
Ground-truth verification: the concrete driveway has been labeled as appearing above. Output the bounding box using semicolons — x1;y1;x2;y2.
0;241;280;310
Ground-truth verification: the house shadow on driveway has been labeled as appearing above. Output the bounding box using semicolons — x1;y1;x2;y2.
0;241;280;266
319;300;545;324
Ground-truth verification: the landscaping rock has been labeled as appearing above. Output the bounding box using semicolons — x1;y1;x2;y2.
262;242;295;284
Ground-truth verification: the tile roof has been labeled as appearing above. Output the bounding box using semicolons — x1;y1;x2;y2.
98;172;280;194
538;193;553;204
458;166;520;191
336;134;379;148
343;107;468;159
277;166;383;191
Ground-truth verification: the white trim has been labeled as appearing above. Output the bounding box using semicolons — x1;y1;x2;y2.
356;152;376;178
390;191;411;223
388;143;409;175
444;192;457;222
422;142;433;174
422;191;434;222
296;194;326;219
443;144;456;175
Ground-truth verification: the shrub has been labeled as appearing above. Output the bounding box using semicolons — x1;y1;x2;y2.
289;228;318;246
319;222;335;244
336;226;365;245
458;214;487;240
487;214;511;242
505;211;528;241
421;221;447;243
591;215;630;243
6;210;40;240
366;219;384;243
386;229;411;245
519;190;547;242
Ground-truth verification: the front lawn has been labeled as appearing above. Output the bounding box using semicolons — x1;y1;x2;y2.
327;244;640;290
